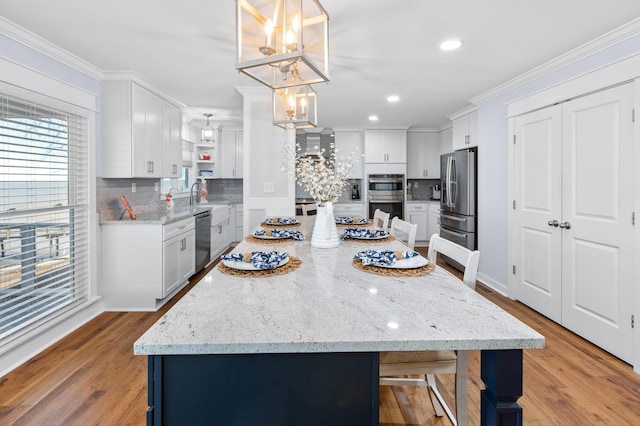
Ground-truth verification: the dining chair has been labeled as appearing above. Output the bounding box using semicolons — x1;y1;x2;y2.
379;233;480;426
389;217;418;250
300;204;317;216
372;209;390;229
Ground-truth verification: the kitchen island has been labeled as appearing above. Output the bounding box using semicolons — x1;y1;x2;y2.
134;217;543;425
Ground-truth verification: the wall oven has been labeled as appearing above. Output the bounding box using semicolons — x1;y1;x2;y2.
368;174;404;220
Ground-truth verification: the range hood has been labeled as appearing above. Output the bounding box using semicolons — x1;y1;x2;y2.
296;131;333;160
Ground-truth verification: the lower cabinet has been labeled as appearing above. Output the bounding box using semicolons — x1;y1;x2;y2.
235;203;244;242
210;205;232;260
427;202;440;241
101;217;195;311
407;203;428;242
334;202;365;218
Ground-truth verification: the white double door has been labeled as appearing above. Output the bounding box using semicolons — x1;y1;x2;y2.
512;83;634;363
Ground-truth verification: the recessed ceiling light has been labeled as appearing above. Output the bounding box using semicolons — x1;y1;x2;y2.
368;115;379;121
440;39;463;51
387;95;400;102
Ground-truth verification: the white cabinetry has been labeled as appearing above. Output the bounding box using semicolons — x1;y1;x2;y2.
364;130;406;163
101;80;182;178
210;205;232;259
162;220;196;297
407;131;440;178
101;217;195;311
161;100;182;178
220;130;243;178
407;203;428;242
195;143;216;178
334;202;365;218
334;131;364;178
452;109;478;150
427;202;440;241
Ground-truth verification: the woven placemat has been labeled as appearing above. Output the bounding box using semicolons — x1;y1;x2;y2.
261;221;301;227
218;255;302;277
336;222;371;227
245;234;303;244
351;258;435;277
341;235;396;243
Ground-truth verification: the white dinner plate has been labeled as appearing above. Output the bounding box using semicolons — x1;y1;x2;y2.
374;255;428;269
252;231;288;240
223;256;290;271
264;218;299;225
348;232;390;240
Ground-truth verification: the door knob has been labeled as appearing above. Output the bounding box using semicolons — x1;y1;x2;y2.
548;220;559;227
559;221;571;229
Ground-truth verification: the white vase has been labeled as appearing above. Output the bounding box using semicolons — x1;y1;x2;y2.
310;201;340;249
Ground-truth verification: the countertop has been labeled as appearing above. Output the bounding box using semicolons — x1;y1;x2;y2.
134;217;544;355
100;204;228;225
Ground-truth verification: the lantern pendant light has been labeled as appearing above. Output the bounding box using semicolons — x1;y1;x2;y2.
201;114;215;144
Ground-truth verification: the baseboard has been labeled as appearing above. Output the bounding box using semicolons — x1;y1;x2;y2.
477;273;511;298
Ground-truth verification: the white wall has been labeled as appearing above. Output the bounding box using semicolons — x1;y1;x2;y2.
475;31;640;293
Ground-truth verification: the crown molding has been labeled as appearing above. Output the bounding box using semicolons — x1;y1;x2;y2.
447;105;477;121
469;17;640;105
0;16;103;81
102;71;185;108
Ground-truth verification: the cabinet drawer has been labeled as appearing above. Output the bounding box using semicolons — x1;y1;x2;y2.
407;203;428;212
211;205;230;224
163;217;194;241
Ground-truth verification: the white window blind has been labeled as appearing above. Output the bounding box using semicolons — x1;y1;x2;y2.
0;94;89;347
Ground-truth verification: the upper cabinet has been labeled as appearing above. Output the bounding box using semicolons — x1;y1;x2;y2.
102;80;182;178
219;129;243;179
452;109;478;150
407;131;440;179
364;129;407;163
333;130;364;179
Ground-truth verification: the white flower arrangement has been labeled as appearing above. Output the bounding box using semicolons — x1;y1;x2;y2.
282;140;361;207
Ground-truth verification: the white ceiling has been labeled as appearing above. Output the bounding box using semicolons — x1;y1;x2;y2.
2;1;640;130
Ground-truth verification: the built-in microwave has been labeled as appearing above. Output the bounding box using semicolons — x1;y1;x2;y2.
368;174;404;220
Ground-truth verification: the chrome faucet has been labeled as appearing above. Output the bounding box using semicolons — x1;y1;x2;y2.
190;181;201;206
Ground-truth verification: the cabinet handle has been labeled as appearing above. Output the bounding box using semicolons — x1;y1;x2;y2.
173;164;177;174
548;220;559;227
559;221;571;229
219;225;222;234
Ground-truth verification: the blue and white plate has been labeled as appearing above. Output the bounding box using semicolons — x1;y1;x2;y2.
264;217;298;225
222;251;289;270
354;249;427;269
342;228;389;240
335;216;370;225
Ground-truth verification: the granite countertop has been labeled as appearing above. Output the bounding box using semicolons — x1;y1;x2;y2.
100;204;228;225
134;217;544;356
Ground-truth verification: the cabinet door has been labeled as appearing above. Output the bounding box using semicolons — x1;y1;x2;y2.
386;130;406;163
161;102;182;178
180;230;196;284
220;130;242;178
452;115;468;151
364;130;386;163
406;132;426;178
466;111;478;148
132;85;162;177
423;132;440;178
162;235;182;298
334;131;364;178
408;211;427;241
427;205;439;240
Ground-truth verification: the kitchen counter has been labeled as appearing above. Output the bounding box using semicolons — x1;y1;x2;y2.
134;216;543;425
100;204;225;225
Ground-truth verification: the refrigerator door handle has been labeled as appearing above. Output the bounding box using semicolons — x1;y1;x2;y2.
446;156;453;207
441;213;469;222
441;227;468;239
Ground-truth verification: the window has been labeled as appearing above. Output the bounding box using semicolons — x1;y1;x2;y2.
0;94;89;347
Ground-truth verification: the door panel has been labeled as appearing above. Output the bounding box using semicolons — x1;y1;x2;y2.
514;105;562;321
561;83;634;363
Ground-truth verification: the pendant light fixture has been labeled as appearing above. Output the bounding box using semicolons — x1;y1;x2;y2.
235;0;330;90
201;113;215;144
273;84;317;129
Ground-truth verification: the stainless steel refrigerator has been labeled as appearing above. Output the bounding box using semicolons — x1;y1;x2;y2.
440;148;477;251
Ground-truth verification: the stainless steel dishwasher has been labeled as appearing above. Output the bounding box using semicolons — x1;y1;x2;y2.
194;210;211;273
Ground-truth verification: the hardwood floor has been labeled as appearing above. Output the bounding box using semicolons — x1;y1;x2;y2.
1;255;640;425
